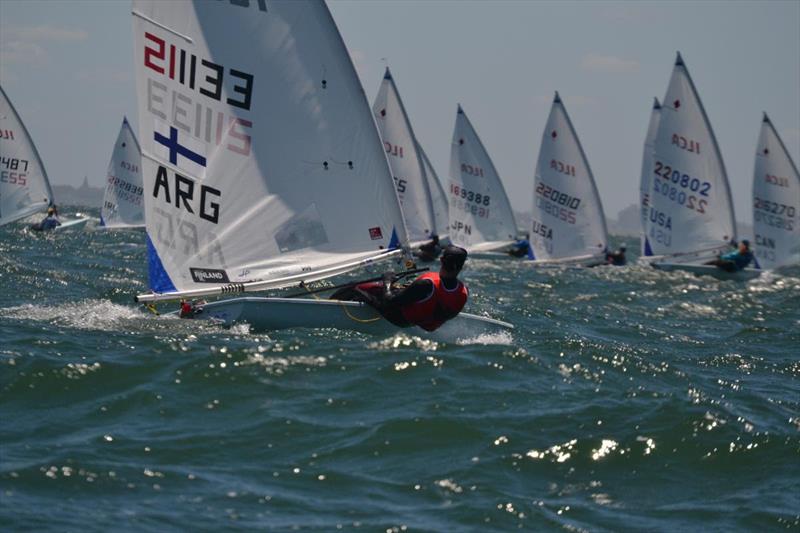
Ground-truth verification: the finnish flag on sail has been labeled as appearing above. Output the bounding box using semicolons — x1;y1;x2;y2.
152;118;207;179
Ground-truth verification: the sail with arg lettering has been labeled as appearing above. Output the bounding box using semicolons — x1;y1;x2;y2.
372;68;441;243
644;52;737;265
752;113;800;269
132;0;409;299
448;104;517;252
0;85;54;227
130;0;513;338
99;117;144;229
530;92;607;264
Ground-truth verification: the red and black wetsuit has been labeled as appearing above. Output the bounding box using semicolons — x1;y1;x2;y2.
356;272;468;332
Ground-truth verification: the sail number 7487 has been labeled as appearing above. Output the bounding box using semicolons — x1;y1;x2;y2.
0;157;29;186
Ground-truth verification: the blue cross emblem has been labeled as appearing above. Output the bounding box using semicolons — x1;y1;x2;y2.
154;127;207;167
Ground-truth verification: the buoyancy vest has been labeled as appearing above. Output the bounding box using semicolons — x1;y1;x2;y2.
401;272;468;331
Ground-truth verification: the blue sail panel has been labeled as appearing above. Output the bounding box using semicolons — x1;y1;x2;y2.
146;234;177;293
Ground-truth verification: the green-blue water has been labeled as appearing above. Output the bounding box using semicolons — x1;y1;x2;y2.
1;207;798;531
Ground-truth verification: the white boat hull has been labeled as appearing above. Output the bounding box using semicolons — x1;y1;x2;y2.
174;297;514;341
528;253;607;268
652;262;761;281
57;217;92;231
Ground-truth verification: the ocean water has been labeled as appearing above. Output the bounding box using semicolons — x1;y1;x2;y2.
1;207;798;532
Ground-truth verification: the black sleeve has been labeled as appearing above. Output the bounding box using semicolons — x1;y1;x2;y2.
383;278;434;307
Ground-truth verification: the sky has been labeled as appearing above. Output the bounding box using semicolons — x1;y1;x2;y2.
1;0;798;227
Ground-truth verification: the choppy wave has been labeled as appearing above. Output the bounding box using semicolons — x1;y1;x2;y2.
1;218;798;530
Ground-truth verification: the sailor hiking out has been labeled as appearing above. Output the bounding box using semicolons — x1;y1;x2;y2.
705;240;755;272
335;245;469;332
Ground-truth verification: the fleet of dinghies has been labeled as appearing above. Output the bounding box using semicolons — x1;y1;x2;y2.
98;117;144;230
529;92;608;266
1;0;797;336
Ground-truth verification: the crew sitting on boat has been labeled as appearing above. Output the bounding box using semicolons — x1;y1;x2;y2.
353;245;469;332
179;299;207;318
605;244;627;266
32;206;61;231
704;240;754;272
508;233;531;258
414;234;442;262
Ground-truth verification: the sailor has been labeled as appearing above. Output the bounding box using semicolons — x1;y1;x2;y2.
414;234;442;262
705;240;754;272
355;245;469;332
179;299;206;318
508;233;531;258
605;244;627;266
32;206;61;231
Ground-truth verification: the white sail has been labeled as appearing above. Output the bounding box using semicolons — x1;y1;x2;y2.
372;68;437;243
448;104;517;252
0;85;54;227
100;117;144;229
752;113;800;269
418;143;449;240
132;0;409;298
530;92;608;262
645;52;736;262
639;98;661;256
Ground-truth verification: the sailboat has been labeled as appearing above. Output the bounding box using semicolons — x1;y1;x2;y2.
98;117;144;229
642;52;758;280
372;67;444;247
448;104;518;254
529;92;608;266
752;113;800;269
639;98;661;257
130;0;511;339
418;143;449;243
0;85;89;231
1;85;55;227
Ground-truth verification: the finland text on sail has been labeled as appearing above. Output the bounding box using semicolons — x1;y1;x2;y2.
530;92;608;263
372;68;438;244
132;0;410;301
644;53;736;262
100;117;145;228
752;114;800;269
448;105;517;252
639;98;661;256
0;85;54;227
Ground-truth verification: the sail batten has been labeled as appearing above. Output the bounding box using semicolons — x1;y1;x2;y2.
0;85;54;227
530;93;608;261
132;0;409;297
448;104;517;251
